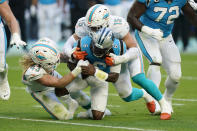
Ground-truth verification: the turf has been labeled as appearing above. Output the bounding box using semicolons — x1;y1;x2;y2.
0;53;197;131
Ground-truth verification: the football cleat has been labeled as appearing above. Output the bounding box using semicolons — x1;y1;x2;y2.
152;100;161;115
160;99;172;120
0;68;10;100
105;108;112;116
160;113;171;120
146;101;156;113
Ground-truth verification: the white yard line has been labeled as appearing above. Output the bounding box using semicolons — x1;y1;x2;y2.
172;103;185;106
0;116;161;131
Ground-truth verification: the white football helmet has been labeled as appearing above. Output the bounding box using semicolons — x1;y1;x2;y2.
29;37;60;71
90;27;114;58
85;4;110;31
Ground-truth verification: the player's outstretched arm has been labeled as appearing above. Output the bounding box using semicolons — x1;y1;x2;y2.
0;2;26;48
182;2;197;27
37;72;76;88
37;60;88;88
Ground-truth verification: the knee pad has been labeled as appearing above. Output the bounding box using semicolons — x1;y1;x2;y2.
169;70;182;82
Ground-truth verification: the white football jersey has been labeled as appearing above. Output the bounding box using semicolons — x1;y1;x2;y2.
22;65;61;92
75;15;130;39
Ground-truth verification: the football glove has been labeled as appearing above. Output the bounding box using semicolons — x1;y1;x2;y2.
189;0;197;10
141;26;163;41
10;33;27;49
105;56;114;66
72;47;88;60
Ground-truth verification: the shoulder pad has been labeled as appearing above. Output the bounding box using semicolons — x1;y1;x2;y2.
80;36;92;50
109;16;129;39
75;17;89;38
112;39;127;55
24;65;47;81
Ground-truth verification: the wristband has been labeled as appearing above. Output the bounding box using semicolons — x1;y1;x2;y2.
94;69;108;81
71;66;81;77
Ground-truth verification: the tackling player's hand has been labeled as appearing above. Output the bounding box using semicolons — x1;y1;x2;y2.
189;0;197;10
81;64;95;76
10;33;27;49
72;47;88;60
141;26;163;41
105;56;114;66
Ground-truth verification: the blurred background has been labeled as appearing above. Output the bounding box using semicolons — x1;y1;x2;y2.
4;0;197;55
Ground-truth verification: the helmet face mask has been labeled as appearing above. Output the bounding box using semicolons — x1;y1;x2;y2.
29;37;60;72
86;4;110;31
91;27;114;58
92;44;111;58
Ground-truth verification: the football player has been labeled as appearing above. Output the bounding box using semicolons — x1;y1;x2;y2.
63;4;171;120
0;0;26;100
127;0;197;119
21;38;88;120
66;28;170;120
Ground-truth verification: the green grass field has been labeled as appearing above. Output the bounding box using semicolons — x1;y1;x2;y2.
0;53;197;131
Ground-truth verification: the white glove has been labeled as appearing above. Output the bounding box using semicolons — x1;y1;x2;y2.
109;47;139;65
71;60;89;77
10;33;27;49
141;26;163;41
109;53;126;65
30;5;36;16
189;0;197;10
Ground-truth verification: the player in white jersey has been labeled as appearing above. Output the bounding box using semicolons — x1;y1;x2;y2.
0;0;26;100
63;4;171;120
21;38;89;120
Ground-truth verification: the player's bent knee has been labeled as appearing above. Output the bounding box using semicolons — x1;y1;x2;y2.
169;70;182;82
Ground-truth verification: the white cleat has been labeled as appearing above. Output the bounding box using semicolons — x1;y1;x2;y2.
152;100;161;115
164;98;174;113
77;109;92;119
77;108;111;119
104;108;112;116
160;99;172;120
0;79;10;100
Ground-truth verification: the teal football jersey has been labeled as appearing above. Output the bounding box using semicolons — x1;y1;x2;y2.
138;0;187;37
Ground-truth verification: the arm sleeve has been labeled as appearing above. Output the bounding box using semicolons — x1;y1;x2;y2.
110;64;121;73
63;35;77;58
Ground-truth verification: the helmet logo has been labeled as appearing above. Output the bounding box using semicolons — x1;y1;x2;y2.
35;52;47;61
103;13;109;19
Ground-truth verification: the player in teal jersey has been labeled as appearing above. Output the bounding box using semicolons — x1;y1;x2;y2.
127;0;197;119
